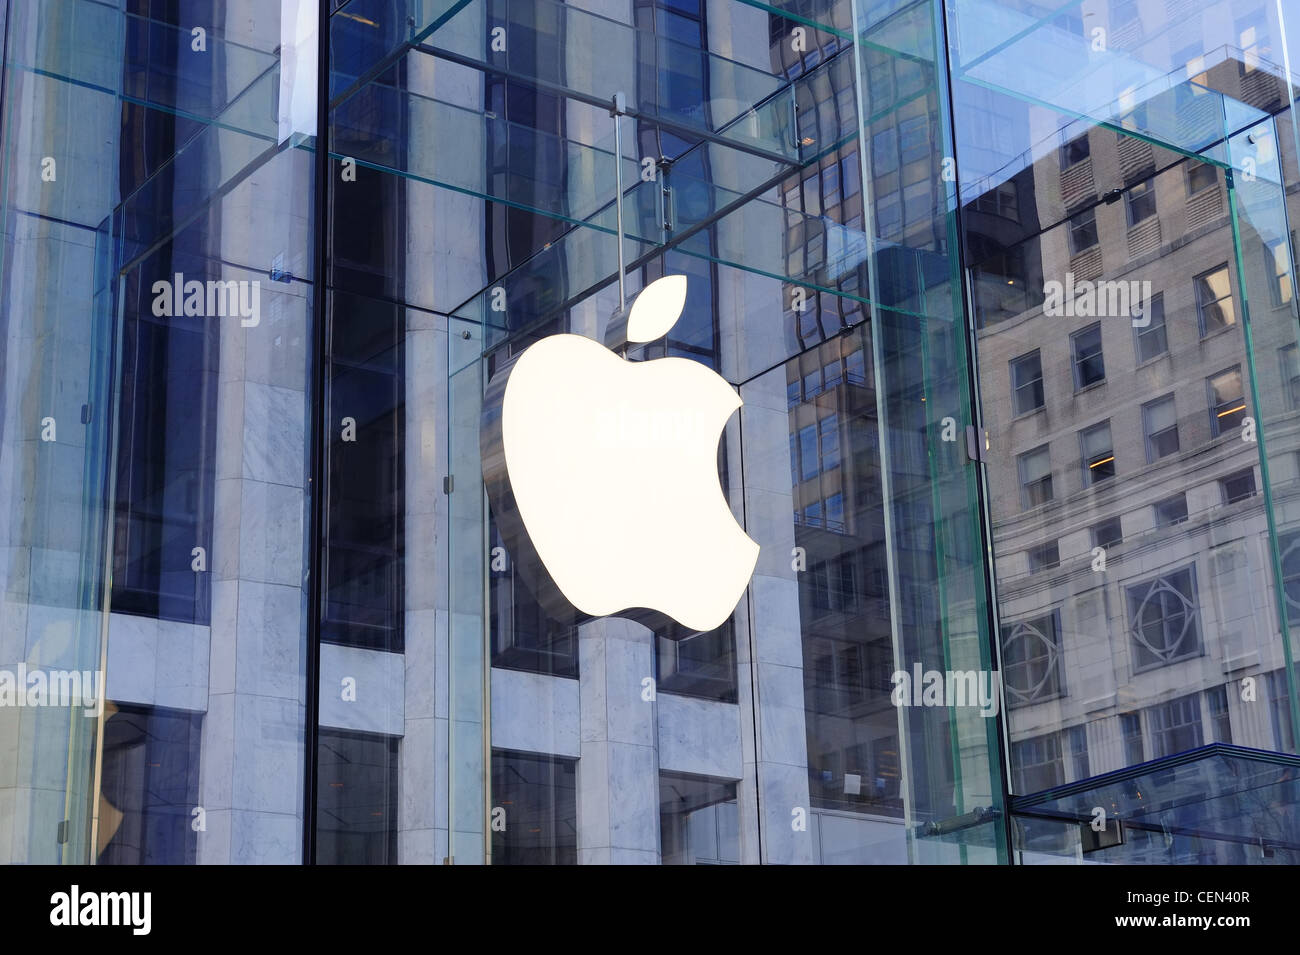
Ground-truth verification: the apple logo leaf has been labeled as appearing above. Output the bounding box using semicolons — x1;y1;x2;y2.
625;274;687;344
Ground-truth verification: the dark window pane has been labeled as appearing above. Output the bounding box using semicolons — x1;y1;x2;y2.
98;704;203;865
659;773;738;864
317;730;398;865
491;751;577;865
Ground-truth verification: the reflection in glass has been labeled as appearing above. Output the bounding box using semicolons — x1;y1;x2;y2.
491;751;577;865
659;773;738;865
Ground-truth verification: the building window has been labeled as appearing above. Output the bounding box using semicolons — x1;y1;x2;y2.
872;128;898;173
899;115;929;165
1186;161;1217;195
1266;238;1293;306
1207;366;1246;437
112;273;217;625
803;366;821;398
1010;350;1045;415
1154;493;1189;527
1267;669;1296;752
1195;265;1235;336
1237;12;1268;74
1206;685;1232;742
902;181;930;226
1279;344;1300;409
1219;468;1256;504
1125;179;1156;226
491;751;577;865
1060;133;1090;168
823;358;843;389
1066;725;1090;780
1142;394;1179;461
1120;712;1144;765
1013;733;1065;793
98;704;203;865
805;501;822;526
1071;323;1105;389
489;520;579;678
1001;612;1064;707
659;773;739;865
845;348;866;385
976;181;1020;220
821;163;841;208
1093;517;1123;548
819;415;840;471
799;425;818;480
323;293;406;652
656;620;738;703
1080;420;1115;485
826;492;844;530
841;152;861;197
1127;566;1201;671
1109;0;1139;25
1068;206;1099;254
1027;540;1060;573
1148;692;1204;758
875;194;902;235
1281;531;1300;622
1133;292;1167;363
1018;444;1053;508
316;729;398;865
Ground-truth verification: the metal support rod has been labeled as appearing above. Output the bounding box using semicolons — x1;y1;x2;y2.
611;91;627;313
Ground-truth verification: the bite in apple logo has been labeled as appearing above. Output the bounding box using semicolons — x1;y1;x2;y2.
480;275;759;634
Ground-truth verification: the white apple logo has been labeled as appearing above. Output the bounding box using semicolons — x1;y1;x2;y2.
480;275;759;633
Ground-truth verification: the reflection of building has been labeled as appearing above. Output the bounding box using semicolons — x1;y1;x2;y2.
3;0;1300;867
967;35;1300;859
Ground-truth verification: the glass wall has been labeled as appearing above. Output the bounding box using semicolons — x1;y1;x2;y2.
1;0;1298;865
948;0;1300;863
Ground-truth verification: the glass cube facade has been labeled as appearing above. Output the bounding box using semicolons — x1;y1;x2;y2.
2;0;1299;865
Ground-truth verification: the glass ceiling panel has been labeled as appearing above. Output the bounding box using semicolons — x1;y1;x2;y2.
11;0;280;126
735;0;852;38
948;0;1271;158
331;0;800;162
1011;744;1300;848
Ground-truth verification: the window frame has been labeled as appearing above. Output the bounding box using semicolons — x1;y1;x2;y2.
1125;178;1156;227
1206;365;1246;438
1071;322;1106;390
1219;467;1256;504
1142;393;1179;462
1186;161;1217;196
1010;350;1045;416
1079;419;1115;486
1126;566;1202;673
1194;264;1235;337
1067;206;1099;255
1153;492;1189;527
1017;444;1054;510
1060;133;1090;169
1132;291;1167;364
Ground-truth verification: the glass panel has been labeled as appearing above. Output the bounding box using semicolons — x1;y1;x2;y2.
13;0;1300;870
0;0;317;865
1013;745;1300;864
959;0;1300;868
659;772;739;864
